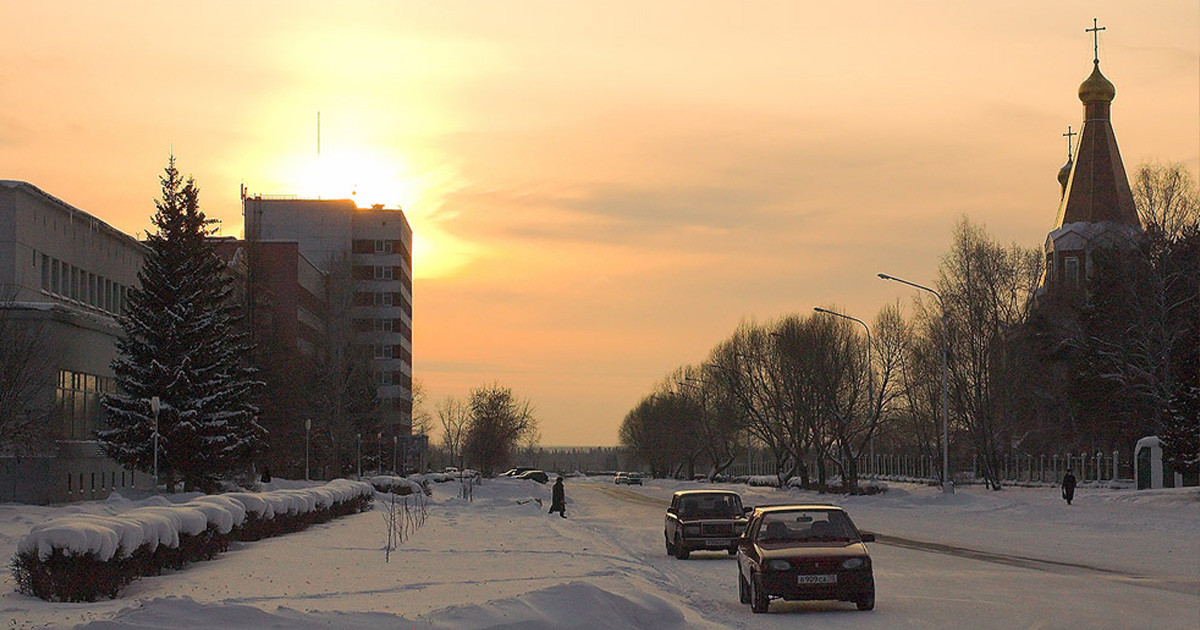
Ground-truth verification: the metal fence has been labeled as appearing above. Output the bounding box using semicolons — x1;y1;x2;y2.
724;450;1131;485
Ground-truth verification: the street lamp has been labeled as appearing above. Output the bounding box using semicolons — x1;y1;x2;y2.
148;396;160;491
878;273;953;494
305;418;312;481
393;434;398;475
812;307;875;478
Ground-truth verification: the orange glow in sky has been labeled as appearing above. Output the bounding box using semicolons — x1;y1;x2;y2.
2;1;1196;445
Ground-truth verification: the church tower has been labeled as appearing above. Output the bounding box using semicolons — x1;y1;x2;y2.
1042;20;1143;292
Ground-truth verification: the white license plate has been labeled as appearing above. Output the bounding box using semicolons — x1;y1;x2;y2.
797;574;837;585
704;539;731;547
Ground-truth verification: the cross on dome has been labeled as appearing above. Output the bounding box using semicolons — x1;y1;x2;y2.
1086;18;1106;64
1062;125;1077;160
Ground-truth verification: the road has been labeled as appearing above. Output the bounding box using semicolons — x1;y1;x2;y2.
566;479;1200;629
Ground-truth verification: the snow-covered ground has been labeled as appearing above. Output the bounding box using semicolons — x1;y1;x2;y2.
3;476;1197;629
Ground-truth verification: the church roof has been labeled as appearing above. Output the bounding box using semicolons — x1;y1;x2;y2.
1052;60;1140;229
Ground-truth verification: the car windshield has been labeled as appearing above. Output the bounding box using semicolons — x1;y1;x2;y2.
679;494;742;518
756;510;857;543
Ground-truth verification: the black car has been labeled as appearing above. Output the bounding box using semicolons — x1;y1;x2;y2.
664;490;749;559
516;469;550;484
736;504;875;613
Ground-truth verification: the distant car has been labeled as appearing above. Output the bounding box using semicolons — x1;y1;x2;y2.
516;469;550;484
736;504;875;613
502;467;537;477
626;472;645;485
444;467;459;474
664;490;749;559
613;472;629;484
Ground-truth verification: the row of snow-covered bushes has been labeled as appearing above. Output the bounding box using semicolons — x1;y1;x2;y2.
11;479;374;602
741;475;888;495
368;474;430;496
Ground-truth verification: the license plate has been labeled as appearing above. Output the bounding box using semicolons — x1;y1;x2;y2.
797;574;837;585
704;539;730;547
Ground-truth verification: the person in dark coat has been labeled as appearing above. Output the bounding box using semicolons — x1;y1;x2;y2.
549;476;566;518
1062;470;1077;505
261;467;272;483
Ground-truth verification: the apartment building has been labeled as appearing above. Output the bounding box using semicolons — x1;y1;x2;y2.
242;196;414;457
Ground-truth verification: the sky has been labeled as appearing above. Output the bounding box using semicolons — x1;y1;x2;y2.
2;1;1197;446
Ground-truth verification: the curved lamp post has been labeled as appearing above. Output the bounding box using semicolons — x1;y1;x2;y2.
878;273;953;494
812;307;874;478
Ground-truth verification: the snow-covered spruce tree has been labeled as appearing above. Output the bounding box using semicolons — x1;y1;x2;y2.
99;158;265;492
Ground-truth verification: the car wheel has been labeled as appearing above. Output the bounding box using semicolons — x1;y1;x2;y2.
856;588;875;611
750;573;769;613
738;571;750;604
674;535;690;560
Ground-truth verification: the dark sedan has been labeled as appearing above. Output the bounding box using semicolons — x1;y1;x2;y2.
736;504;875;613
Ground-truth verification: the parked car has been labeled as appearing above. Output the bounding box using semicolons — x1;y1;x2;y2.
613;472;629;484
664;490;749;559
626;472;645;485
502;467;537;477
736;504;875;613
516;469;550;484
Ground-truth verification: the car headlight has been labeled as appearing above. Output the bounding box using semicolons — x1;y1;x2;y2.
842;557;866;570
766;559;792;571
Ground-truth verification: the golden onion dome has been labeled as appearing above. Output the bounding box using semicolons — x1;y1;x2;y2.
1078;63;1116;103
1058;158;1072;189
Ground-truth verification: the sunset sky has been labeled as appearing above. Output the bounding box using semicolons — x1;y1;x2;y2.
3;1;1197;446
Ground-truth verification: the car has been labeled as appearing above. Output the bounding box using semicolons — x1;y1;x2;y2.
626;472;645;485
613;472;629;484
664;490;750;560
516;469;550;484
736;504;875;613
502;467;537;477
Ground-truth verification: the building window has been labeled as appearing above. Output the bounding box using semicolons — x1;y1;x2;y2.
374;292;394;307
41;254;50;290
374;239;393;254
374;318;393;333
1064;257;1080;286
376;371;392;385
57;369;115;440
374;345;394;359
374;266;394;280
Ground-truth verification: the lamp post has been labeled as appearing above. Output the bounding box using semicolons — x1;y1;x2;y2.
357;433;362;479
878;273;953;494
393;434;398;475
812;307;875;479
305;419;312;481
148;396;161;491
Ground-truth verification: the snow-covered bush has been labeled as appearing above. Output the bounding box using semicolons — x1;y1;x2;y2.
11;479;373;602
369;475;430;497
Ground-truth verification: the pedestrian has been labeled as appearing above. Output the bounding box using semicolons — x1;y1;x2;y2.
261;467;272;483
549;476;567;518
1062;469;1077;505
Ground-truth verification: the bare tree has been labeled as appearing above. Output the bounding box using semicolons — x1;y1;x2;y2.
463;384;538;476
0;300;56;455
438;395;470;471
1132;161;1199;243
936;218;1043;489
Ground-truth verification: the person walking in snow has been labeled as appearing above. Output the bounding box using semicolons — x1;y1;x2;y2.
1062;470;1077;505
549;476;567;518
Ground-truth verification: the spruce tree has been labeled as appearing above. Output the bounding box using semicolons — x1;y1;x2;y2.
100;157;265;492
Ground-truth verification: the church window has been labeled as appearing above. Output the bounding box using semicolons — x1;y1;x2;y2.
1064;257;1080;286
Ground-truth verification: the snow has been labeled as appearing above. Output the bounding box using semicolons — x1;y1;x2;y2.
3;476;1198;629
15;481;371;562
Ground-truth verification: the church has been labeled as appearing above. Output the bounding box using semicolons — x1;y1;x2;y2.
1041;20;1143;294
